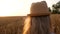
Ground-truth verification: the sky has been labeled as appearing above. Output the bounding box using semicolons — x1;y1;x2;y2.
0;0;60;16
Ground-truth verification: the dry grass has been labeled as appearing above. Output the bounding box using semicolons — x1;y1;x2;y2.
50;14;60;34
0;16;26;34
0;14;60;34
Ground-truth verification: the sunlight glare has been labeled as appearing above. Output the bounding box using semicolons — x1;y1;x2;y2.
0;0;55;16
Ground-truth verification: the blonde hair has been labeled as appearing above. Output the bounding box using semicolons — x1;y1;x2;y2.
23;16;31;34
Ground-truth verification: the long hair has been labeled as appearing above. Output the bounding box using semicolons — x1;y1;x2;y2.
23;16;31;34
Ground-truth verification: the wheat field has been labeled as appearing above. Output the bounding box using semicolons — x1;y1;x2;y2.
50;14;60;34
0;14;60;34
0;16;26;34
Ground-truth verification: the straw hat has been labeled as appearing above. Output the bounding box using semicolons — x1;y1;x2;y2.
28;1;50;16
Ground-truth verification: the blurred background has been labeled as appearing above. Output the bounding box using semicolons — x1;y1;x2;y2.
0;0;60;34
